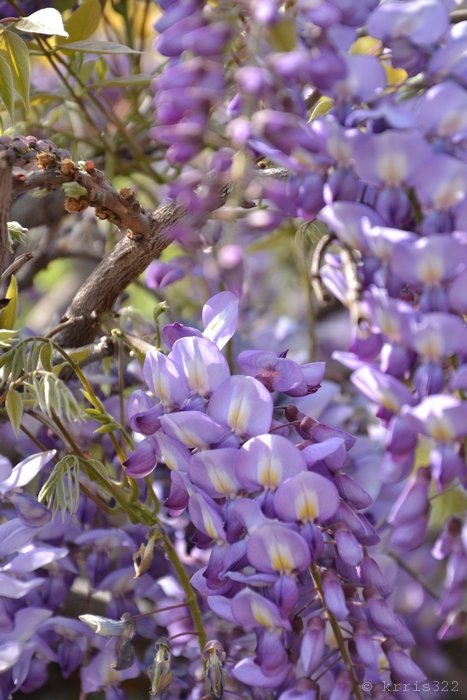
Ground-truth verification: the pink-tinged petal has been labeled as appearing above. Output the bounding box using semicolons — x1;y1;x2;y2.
75;528;135;549
0;642;21;672
286;361;326;396
170;336;230;396
238;434;306;492
334;54;386;102
231;589;290;630
232;657;290;688
450;363;467;391
208;376;273;437
7;606;52;640
300;618;325;675
318;201;383;250
309;422;356;450
335;502;380;545
384;640;426;683
162;321;202;349
449;270;467;313
227;570;277;586
335;526;363;566
387;467;431;525
391;234;467;287
431;443;465;489
403;312;467;360
165;470;189;513
322;569;348;620
206;595;237;623
188;492;226;541
350;130;430;187
5;544;67;574
402;395;467;441
232;498;269;533
123;437;158;478
431;516;461;560
437;610;467;642
274;472;339;524
365;287;416;341
143;349;189;407
367;0;449;46
127;390;162;435
0;518;37;557
390;517;428;550
80;648;139;692
154;432;191;471
351;365;416;413
0;456;12;482
189;448;241;498
256;629;289;677
334;474;373;509
360;557;393;598
361;222;416;264
0;450;56;495
160;411;228;449
329;672;352;700
202;291;239;350
410;153;467;211
237;350;304;393
354;623;379;670
366;594;415;648
301;438;347;471
247;523;311;574
0;573;44;598
9;493;52;528
145;259;186;290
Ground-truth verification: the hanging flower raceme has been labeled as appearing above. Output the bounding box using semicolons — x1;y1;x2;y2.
121;291;426;695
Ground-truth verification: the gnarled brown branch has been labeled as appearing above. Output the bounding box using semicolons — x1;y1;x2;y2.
11;145;284;348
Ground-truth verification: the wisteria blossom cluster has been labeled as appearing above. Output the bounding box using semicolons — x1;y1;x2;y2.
121;292;425;697
0;0;466;697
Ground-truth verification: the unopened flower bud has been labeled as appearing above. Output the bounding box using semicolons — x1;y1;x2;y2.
203;640;226;700
149;637;173;697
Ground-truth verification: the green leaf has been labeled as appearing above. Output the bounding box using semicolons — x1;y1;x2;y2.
0;53;14;119
0;31;30;112
309;97;334;121
59;40;140;54
39;454;80;520
0;329;17;349
0;275;18;330
9;345;25;382
94;422;121;435
39;342;53;372
31;370;81;422
295;220;328;262
15;8;69;37
62;0;101;44
266;18;296;52
5;388;23;437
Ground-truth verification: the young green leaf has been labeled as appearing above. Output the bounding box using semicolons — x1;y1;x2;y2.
62;0;101;44
0;54;14;119
15;8;69;38
5;388;23;437
0;31;30;112
59;40;140;55
0;275;18;330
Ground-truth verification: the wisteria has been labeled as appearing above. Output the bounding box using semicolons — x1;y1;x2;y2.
0;0;465;698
